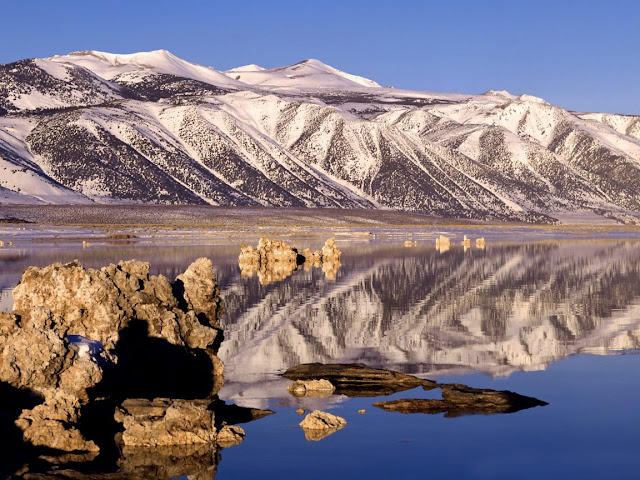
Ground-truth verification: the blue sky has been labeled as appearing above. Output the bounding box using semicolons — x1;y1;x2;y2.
1;0;639;114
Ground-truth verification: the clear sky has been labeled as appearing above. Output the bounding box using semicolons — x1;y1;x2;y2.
1;0;639;114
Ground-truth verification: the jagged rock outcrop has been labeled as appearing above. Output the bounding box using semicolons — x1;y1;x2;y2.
216;424;246;448
239;237;342;285
115;398;216;447
12;258;221;350
0;258;225;456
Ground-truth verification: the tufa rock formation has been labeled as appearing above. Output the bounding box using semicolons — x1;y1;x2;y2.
0;258;234;465
286;363;547;417
376;383;546;417
115;398;216;447
11;258;223;351
283;363;437;397
239;237;342;285
372;383;548;416
287;379;336;398
299;410;347;441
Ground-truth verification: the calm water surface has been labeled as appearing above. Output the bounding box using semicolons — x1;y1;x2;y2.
2;230;640;479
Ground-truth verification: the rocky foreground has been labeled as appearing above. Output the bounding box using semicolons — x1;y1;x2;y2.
0;258;271;479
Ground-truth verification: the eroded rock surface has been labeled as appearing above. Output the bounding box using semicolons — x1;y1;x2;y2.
216;424;246;448
286;363;548;417
299;410;347;441
0;258;226;460
239;237;342;285
12;258;221;350
115;398;216;447
287;379;335;398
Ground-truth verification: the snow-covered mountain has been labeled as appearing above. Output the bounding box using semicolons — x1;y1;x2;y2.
2;49;640;223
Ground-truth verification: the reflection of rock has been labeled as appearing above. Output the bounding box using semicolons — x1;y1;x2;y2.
373;384;548;416
299;410;346;441
283;363;436;397
287;379;335;397
115;398;216;447
117;443;219;480
239;237;341;285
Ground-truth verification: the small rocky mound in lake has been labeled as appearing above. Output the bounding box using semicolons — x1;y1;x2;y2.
287;379;336;398
299;410;347;441
0;258;271;479
238;236;342;284
373;384;548;416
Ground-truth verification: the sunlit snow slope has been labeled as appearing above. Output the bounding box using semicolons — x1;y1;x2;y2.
2;49;640;223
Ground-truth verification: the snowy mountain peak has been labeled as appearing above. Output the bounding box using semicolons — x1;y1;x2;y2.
482;90;519;100
2;50;640;224
481;90;548;105
49;49;244;88
224;57;380;90
292;58;381;88
227;64;266;73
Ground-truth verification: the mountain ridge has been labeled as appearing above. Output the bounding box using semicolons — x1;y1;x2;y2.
1;50;640;223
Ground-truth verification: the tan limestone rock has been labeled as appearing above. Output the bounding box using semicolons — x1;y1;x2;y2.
216;424;245;448
299;410;347;441
115;398;216;447
287;379;335;397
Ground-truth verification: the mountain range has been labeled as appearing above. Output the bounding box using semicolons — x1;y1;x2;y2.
2;49;640;223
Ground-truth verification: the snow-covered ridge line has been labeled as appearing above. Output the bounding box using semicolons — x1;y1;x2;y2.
1;50;640;223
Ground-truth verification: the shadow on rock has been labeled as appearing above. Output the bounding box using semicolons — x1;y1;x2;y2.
0;258;270;479
0;381;43;478
93;319;216;401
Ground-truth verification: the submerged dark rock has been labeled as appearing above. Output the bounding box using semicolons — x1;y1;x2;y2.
373;384;548;416
282;362;437;396
285;362;547;416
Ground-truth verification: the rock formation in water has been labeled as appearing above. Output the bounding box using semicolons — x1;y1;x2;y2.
0;257;268;478
283;362;437;397
284;362;547;417
239;237;342;284
373;384;549;416
287;379;336;398
299;410;347;441
115;398;217;447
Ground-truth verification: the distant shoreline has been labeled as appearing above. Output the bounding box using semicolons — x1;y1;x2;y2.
0;205;637;232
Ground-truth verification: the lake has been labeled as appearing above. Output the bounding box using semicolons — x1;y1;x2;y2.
2;227;640;479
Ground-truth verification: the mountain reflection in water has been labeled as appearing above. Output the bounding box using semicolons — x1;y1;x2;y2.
219;240;640;390
3;239;640;386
